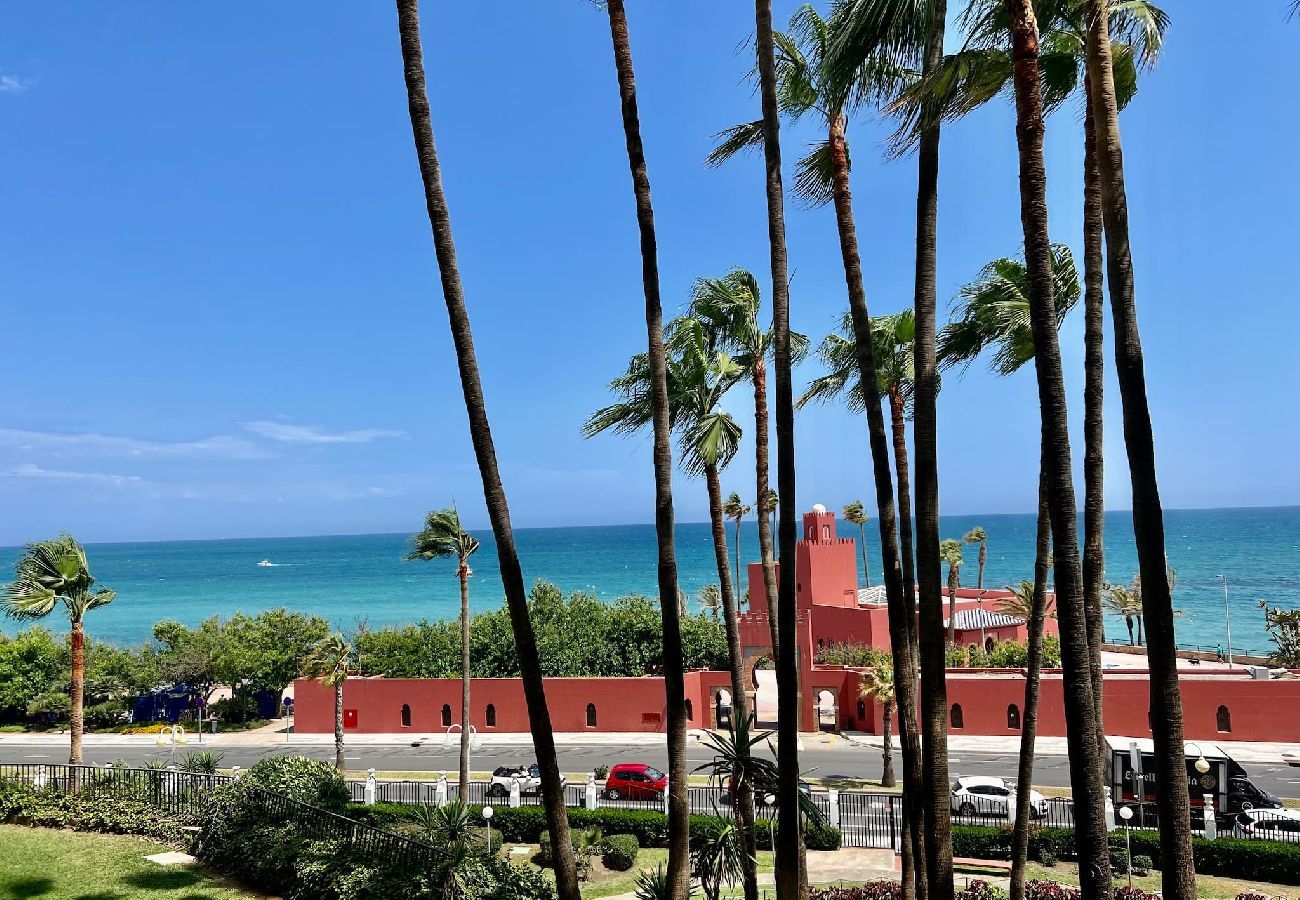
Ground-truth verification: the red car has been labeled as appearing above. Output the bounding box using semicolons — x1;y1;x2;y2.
604;763;668;800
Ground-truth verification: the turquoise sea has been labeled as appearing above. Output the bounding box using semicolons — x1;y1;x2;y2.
2;506;1297;653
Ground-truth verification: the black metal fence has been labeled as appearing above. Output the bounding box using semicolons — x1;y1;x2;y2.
0;762;230;819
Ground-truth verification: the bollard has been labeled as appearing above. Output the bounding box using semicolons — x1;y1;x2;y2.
509;775;521;809
1104;786;1116;832
1203;793;1217;841
828;788;841;830
662;784;669;815
166;765;177;796
585;773;597;811
35;764;47;789
435;772;448;807
364;768;377;806
231;765;241;780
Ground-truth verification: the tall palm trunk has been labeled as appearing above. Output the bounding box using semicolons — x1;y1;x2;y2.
1126;617;1134;646
706;464;760;900
880;698;896;788
911;2;952;895
602;3;689;894
828;114;925;900
392;3;579;895
977;544;987;590
753;0;806;895
459;564;471;795
1004;5;1111;898
858;523;870;588
1081;74;1107;752
69;618;85;765
754;358;781;660
334;681;346;772
887;389;927;900
1009;474;1050;900
1086;7;1194;888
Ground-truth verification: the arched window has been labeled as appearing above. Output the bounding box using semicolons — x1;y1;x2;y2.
856;699;866;720
1007;704;1021;730
485;703;497;727
1217;705;1232;733
441;704;452;727
822;525;831;541
950;704;964;729
685;699;693;722
586;703;597;728
400;704;411;728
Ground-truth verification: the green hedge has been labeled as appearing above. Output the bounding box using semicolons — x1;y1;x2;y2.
0;776;192;843
950;825;1300;886
603;834;639;871
351;802;841;851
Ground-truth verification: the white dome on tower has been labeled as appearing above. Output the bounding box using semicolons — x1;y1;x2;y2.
811;503;827;514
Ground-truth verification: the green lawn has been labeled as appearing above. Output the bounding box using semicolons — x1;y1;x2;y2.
0;825;259;899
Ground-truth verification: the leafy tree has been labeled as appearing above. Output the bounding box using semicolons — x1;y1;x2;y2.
407;506;480;795
214;609;330;702
301;633;353;772
2;534;115;763
0;628;64;719
1260;601;1300;667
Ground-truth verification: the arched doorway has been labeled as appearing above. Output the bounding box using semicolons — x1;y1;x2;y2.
714;689;733;729
816;689;837;732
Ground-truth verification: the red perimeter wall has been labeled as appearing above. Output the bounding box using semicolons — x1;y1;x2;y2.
293;671;732;735
847;670;1300;743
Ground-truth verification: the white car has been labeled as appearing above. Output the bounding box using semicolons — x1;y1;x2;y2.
487;764;565;798
950;775;1048;819
1232;808;1300;842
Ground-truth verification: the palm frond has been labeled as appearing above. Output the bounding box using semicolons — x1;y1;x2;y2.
706;120;765;168
407;508;480;563
793;139;838;209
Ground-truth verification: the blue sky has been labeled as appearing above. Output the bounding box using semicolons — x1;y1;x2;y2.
1;2;1296;545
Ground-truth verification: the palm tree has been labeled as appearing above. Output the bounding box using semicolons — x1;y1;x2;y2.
698;585;723;620
301;634;352;772
798;308;926;896
596;3;689;892
391;3;579;894
751;0;806;890
1104;581;1142;646
584;319;759;900
406;506;480;794
2;534;115;765
940;539;963;645
723;492;751;598
1006;493;1050;900
963;528;988;591
842;501;871;589
859;657;896;788
689;272;783;663
824;1;953;890
1085;1;1194;892
1000;2;1112;895
906;0;1166;746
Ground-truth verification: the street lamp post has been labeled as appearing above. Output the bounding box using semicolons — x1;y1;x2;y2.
1118;805;1133;888
1220;575;1233;667
482;806;494;855
283;697;293;743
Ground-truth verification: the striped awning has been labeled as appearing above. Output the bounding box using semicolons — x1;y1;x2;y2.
943;608;1025;631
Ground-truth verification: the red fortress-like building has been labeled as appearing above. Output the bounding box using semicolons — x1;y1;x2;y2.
295;506;1300;742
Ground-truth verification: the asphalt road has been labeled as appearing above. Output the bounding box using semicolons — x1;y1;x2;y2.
5;739;1299;798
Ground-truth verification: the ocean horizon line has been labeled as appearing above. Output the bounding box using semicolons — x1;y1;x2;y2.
4;501;1297;551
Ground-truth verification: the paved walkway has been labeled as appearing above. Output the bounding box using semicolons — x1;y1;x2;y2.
601;848;898;900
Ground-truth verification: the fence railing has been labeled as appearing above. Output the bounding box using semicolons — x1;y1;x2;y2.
0;762;229;819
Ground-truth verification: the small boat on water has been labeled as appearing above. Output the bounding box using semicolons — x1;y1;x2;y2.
257;559;275;567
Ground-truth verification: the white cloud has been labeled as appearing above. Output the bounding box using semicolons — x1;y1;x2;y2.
0;428;267;460
0;75;33;94
243;421;406;445
2;464;142;486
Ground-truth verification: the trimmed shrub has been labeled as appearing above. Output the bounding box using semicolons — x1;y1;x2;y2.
1131;854;1152;876
1038;848;1058;868
241;755;349;810
603;833;639;871
1110;849;1130;874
